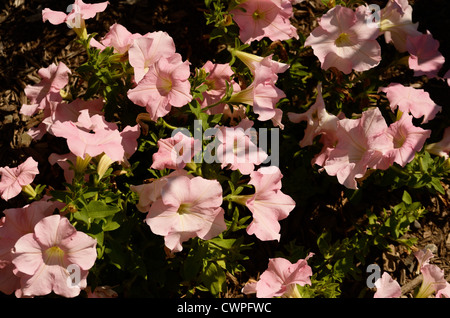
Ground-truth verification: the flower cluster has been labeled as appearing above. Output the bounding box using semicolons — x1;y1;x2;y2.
0;0;448;299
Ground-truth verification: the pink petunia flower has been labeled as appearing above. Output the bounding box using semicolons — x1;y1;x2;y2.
385;113;431;167
20;62;71;117
436;283;450;298
130;169;190;213
373;272;402;298
379;0;421;53
379;83;442;124
245;166;296;241
416;264;448;298
127;53;192;121
90;23;138;54
242;254;313;298
228;57;286;122
320;108;393;189
230;0;298;44
0;157;39;201
128;32;176;83
406;30;445;78
145;175;226;252
50;110;125;162
27;98;104;141
425;127;450;159
11;214;97;298
0;200;59;295
151;132;201;170
230;49;290;75
304;5;381;74
215;123;268;175
198;61;241;114
288;83;338;147
42;0;109;27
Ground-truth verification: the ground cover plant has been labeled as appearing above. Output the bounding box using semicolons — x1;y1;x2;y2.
0;0;449;299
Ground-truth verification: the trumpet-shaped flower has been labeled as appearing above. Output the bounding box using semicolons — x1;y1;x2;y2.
0;200;58;295
321;108;392;189
130;169;190;213
406;31;445;78
245;166;296;241
42;0;109;26
50;110;125;162
373;272;402;298
151;132;201;170
379;83;442;124
11;215;97;298
288;83;338;147
90;23;137;54
416;264;448;298
198;61;240;114
230;0;298;44
385;113;431;167
228;57;285;122
379;0;421;52
145;175;226;252
0;157;39;201
20;62;71;117
215;124;268;175
304;5;381;74
128;32;176;83
242;254;313;298
127;53;192;121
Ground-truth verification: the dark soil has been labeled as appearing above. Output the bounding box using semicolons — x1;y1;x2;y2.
0;0;449;298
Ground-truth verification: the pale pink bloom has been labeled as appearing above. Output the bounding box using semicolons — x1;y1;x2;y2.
50;110;125;162
230;0;298;44
416;264;448;298
130;169;190;213
28;98;104;140
90;23;137;54
145;175;226;252
20;62;71;117
426;127;450;159
245;166;295;241
0;201;58;295
379;0;421;52
127;53;192;121
321;108;392;189
231;49;290;75
0;157;39;201
42;0;109;26
288;83;338;147
215;124;268;175
128;32;176;83
373;272;402;298
11;214;97;298
228;57;285;122
406;31;445;78
151;132;201;170
242;254;313;298
379;83;442;124
385;113;431;167
198;61;240;114
304;5;381;74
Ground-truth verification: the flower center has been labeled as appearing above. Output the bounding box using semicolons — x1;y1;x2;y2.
157;76;173;95
252;10;265;20
177;203;191;215
335;32;353;47
44;246;65;265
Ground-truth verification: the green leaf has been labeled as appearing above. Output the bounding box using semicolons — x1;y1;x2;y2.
402;190;412;205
